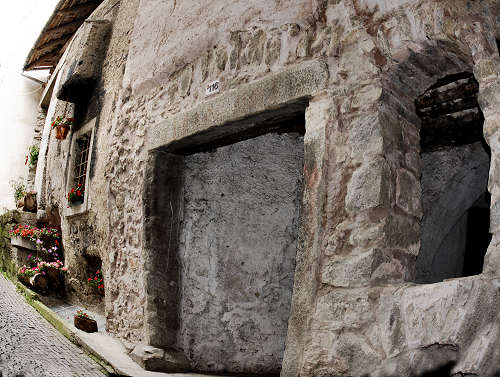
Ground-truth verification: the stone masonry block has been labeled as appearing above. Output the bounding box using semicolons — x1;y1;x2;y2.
477;80;500;114
57;20;111;102
345;157;391;213
473;58;500;82
146;60;328;151
396;169;423;219
321;248;416;287
347;113;384;162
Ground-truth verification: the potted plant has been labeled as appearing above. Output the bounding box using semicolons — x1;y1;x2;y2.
10;178;26;208
74;310;98;333
17;265;35;286
87;269;104;296
67;184;84;205
51;116;74;140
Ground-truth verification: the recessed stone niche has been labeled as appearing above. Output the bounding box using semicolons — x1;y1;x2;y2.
178;131;304;374
146;128;305;374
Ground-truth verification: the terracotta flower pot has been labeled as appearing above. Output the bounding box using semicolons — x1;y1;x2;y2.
74;316;98;333
54;124;70;140
23;192;37;213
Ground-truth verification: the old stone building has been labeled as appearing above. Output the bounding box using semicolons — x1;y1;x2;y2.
18;0;500;375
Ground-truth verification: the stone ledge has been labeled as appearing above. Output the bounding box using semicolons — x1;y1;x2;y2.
11;236;37;251
146;59;329;152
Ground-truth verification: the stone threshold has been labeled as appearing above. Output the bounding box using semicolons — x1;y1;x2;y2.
12;279;230;377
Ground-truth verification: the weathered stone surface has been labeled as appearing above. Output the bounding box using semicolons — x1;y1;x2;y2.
345;157;391;213
177;132;303;374
57;20;111;102
130;344;190;372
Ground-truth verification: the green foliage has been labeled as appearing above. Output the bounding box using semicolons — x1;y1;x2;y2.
27;145;39;168
0;211;20;279
10;178;25;203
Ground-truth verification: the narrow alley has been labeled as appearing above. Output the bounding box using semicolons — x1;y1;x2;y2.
0;274;106;377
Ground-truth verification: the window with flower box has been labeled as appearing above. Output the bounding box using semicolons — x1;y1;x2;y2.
64;118;96;217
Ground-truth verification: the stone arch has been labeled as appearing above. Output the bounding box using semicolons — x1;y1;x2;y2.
382;37;493;282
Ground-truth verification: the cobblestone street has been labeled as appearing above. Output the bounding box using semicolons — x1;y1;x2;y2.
0;275;107;377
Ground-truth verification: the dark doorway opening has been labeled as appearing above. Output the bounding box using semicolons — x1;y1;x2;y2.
463;193;492;277
415;72;492;283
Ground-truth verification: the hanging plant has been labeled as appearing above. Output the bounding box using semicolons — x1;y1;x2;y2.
51;116;74;140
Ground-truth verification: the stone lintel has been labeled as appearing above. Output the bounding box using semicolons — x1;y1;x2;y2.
146;59;329;153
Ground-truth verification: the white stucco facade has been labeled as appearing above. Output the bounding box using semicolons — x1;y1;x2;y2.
0;0;58;210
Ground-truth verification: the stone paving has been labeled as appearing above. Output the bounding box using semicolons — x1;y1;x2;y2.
0;275;107;377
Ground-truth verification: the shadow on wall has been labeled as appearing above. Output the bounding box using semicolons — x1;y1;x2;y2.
363;361;500;377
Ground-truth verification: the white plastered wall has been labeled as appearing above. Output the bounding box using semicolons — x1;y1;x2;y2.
0;0;59;210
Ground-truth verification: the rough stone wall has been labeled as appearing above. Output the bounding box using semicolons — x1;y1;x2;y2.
26;109;46;191
39;0;143;335
178;132;303;373
0;211;19;278
37;0;500;375
112;0;330;346
118;0;500;373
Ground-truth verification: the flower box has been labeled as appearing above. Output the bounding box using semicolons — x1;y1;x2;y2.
74;315;98;333
11;236;37;251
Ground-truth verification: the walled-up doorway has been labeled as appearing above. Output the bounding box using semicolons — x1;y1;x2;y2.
416;72;492;283
144;102;307;375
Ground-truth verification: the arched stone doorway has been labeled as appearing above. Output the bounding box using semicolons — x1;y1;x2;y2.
415;72;491;283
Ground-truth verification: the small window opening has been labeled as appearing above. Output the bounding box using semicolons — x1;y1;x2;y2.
74;134;90;188
496;39;500;57
415;72;491;283
84;254;102;282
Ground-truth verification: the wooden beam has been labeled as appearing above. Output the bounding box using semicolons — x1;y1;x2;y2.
417;96;479;118
24;53;58;71
56;2;100;18
421;111;484;151
32;35;72;59
416;78;479;109
44;19;85;40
